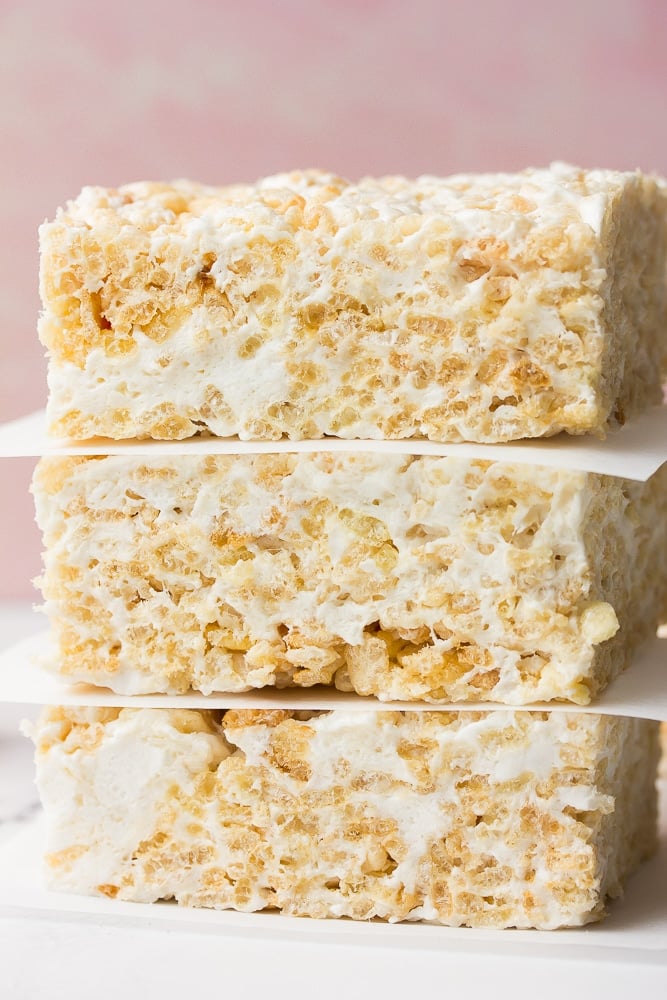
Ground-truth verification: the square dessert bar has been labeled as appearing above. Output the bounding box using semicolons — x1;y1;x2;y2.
33;453;667;703
39;165;667;443
29;707;659;929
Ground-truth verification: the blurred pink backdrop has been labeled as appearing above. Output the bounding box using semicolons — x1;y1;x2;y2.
2;0;667;598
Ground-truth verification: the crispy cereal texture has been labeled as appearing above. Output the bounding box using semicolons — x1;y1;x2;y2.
33;454;667;703
30;707;659;929
39;165;667;442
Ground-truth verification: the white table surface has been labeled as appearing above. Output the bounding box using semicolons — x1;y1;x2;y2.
1;602;666;1000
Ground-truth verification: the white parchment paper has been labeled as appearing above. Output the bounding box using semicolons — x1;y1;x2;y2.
1;408;666;480
1;630;665;720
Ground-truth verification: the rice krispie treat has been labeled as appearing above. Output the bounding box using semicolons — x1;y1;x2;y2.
39;165;667;443
29;706;659;929
33;454;667;703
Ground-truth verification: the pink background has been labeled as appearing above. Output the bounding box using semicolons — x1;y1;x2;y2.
2;0;667;598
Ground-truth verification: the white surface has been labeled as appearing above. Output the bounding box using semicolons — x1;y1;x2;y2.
2;407;667;480
0;916;664;1000
2;628;666;719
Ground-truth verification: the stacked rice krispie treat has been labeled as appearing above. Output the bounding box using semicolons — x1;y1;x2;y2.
28;164;667;929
